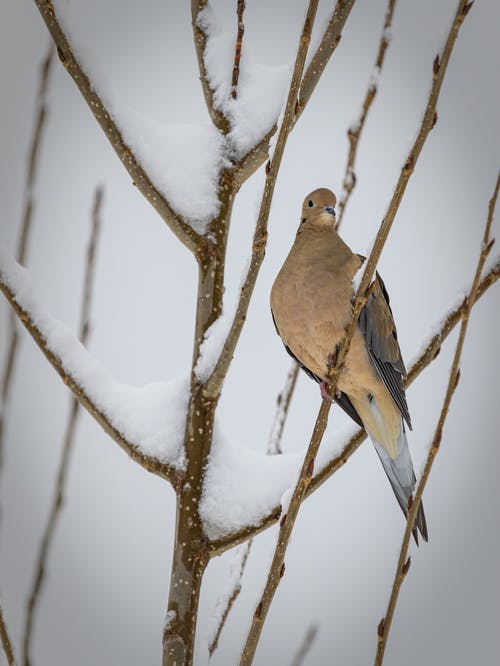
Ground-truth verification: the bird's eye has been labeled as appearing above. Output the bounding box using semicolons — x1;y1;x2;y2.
307;200;314;207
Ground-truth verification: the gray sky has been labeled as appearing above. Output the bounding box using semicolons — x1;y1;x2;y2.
1;1;499;665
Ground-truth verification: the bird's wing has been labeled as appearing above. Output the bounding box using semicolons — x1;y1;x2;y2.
358;272;412;429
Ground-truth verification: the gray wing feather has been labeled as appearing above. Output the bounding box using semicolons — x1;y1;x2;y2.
358;273;412;430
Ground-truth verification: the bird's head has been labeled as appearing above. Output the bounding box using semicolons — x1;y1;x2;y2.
300;188;337;230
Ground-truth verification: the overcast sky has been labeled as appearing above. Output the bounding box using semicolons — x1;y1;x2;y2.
1;1;499;665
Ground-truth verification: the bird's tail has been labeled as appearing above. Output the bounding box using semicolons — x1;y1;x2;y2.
372;424;428;544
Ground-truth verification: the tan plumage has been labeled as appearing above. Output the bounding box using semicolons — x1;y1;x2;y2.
270;188;427;542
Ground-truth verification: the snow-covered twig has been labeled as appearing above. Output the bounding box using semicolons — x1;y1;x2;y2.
192;0;231;134
0;602;16;666
22;186;104;666
203;0;320;400
33;0;201;252
233;0;356;186
291;623;319;666
336;0;396;230
0;255;179;485
0;42;54;490
374;168;498;666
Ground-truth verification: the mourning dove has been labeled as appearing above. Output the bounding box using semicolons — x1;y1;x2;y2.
270;188;428;542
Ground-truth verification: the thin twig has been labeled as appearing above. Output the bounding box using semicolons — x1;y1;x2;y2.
234;0;356;186
22;186;104;666
208;541;252;658
336;0;396;229
231;1;246;99
291;623;319;666
0;42;54;484
0;602;16;666
33;0;201;252
374;170;499;666
267;361;299;455
203;0;320;400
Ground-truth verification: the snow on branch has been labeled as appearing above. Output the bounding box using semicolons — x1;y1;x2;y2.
233;0;356;186
0;246;186;482
33;0;204;250
196;2;289;159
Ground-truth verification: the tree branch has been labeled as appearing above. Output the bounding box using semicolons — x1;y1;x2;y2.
336;0;396;229
0;269;178;486
0;42;54;486
208;541;252;658
0;602;16;666
203;0;320;400
22;186;104;666
374;168;499;666
33;0;202;253
291;624;319;666
191;0;230;134
233;0;357;186
267;361;300;456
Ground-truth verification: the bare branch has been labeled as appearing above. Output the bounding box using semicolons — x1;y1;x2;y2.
33;0;202;253
209;255;500;558
234;0;357;186
297;0;356;115
208;541;252;658
267;361;299;455
375;167;498;666
231;1;246;100
0;42;54;485
203;0;320;400
22;186;104;666
191;0;230;133
336;0;396;229
291;624;319;666
0;603;16;666
0;272;178;486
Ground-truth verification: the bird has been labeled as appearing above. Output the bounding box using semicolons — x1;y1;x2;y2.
270;187;428;542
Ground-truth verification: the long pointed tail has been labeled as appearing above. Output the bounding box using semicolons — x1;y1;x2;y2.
372;425;428;544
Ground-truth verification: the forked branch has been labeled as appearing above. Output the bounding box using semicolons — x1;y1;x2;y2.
374;170;499;666
33;0;201;253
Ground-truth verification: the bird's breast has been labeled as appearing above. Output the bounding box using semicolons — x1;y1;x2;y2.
271;260;354;379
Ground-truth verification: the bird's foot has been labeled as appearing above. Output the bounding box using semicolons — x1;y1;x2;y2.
320;379;340;402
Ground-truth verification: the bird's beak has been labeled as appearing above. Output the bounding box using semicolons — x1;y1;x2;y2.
323;206;336;217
